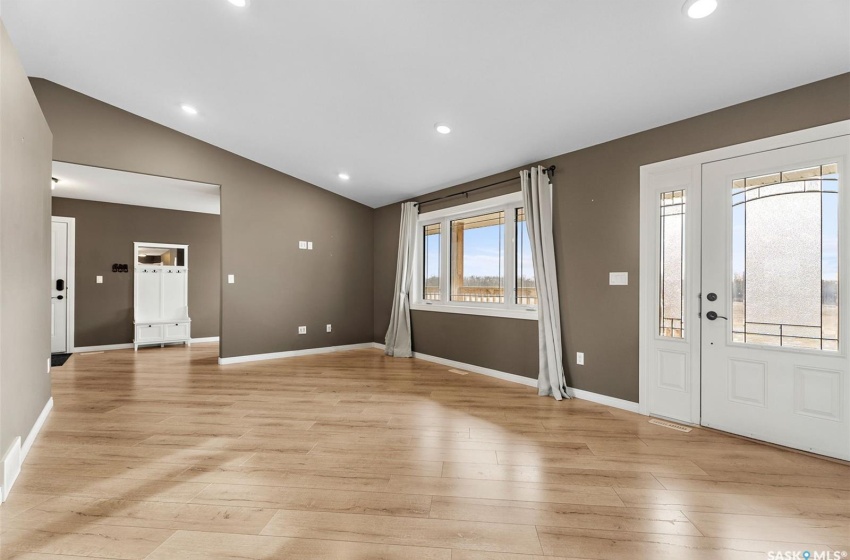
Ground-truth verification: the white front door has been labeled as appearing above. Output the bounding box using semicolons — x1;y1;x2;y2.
701;136;849;459
51;219;69;353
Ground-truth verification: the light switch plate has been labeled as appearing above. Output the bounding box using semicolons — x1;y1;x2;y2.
326;324;332;332
307;242;313;250
227;274;235;284
298;241;308;250
96;275;103;284
576;352;585;365
609;272;628;286
298;326;307;335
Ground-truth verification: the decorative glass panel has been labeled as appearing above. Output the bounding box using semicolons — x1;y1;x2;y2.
515;208;537;306
732;163;839;350
659;190;686;338
450;211;505;303
423;223;441;301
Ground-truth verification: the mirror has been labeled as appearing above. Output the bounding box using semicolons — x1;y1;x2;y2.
137;246;185;267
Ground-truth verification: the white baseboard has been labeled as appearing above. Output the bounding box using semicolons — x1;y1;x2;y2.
372;342;639;413
218;342;376;365
1;397;53;502
1;437;21;503
414;350;538;389
72;338;218;353
191;336;219;344
567;388;640;413
73;343;134;353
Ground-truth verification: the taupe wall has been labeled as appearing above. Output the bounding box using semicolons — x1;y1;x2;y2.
32;80;374;359
0;22;53;454
51;198;220;347
374;73;850;403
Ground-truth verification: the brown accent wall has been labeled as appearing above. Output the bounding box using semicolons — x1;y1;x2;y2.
374;73;850;402
51;198;220;347
32;79;374;359
0;22;53;453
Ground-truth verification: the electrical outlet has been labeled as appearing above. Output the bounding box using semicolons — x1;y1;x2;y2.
96;275;103;283
227;274;235;284
298;326;307;335
298;241;308;250
576;352;585;365
307;242;313;250
326;324;332;332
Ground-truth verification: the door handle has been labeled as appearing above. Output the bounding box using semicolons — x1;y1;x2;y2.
706;311;727;321
52;295;64;300
56;279;65;291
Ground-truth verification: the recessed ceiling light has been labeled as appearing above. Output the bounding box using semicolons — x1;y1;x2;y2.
435;124;452;135
338;173;350;181
682;0;717;19
228;0;249;7
181;104;198;115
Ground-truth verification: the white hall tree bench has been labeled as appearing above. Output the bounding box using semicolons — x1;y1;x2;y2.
133;242;191;351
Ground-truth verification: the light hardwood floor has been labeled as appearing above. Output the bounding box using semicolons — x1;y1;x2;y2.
1;344;847;559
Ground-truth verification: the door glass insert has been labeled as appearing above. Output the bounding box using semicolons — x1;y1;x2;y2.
731;163;839;350
660;190;686;338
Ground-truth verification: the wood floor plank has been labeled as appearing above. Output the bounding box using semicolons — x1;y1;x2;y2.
536;526;834;560
440;462;665;489
614;487;850;519
190;483;433;517
684;511;850;543
428;496;702;535
385;474;624;506
6;496;276;534
145;530;452;560
0;523;174;559
261;510;544;554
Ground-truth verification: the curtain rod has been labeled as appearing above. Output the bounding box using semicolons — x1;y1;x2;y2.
414;165;556;209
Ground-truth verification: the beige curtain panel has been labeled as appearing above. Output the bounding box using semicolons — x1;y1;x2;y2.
521;166;570;399
384;202;417;357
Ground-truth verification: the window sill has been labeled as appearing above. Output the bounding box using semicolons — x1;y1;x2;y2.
411;302;538;321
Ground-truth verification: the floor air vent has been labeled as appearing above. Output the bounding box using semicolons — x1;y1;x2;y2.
649;418;692;432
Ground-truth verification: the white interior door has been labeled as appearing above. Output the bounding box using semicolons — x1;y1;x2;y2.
51;219;69;353
701;136;849;460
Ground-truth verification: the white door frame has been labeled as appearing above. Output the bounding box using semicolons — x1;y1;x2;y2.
51;216;75;353
639;120;850;422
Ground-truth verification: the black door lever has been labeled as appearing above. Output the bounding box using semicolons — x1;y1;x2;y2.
706;311;727;321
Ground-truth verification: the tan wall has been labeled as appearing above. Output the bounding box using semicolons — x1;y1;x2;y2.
32;80;374;359
0;22;53;453
51;198;221;347
374;73;850;402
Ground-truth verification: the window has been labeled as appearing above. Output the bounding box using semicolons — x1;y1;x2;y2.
731;163;839;350
659;190;686;338
423;223;441;301
413;192;537;320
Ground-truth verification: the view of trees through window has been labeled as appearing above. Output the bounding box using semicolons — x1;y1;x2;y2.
451;211;505;303
420;202;537;309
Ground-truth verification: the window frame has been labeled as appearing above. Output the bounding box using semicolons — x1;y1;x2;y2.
411;192;538;321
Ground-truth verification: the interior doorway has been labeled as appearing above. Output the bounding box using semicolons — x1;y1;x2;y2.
640;121;850;460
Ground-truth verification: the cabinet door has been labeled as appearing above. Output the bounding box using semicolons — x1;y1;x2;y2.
136;324;164;343
164;323;190;340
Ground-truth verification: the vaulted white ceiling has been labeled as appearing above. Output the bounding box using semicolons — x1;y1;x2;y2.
3;1;848;207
